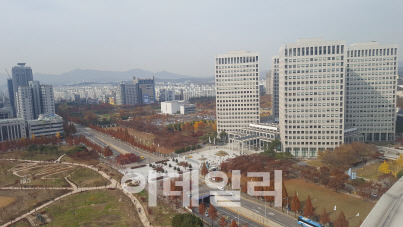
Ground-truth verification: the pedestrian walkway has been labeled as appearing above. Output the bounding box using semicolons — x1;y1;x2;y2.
0;157;152;227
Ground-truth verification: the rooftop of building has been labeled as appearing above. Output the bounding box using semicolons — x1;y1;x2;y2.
362;177;403;227
29;114;62;121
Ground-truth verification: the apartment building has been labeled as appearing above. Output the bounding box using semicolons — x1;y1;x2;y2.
16;86;35;120
40;85;55;115
272;38;398;157
265;70;272;95
215;50;260;133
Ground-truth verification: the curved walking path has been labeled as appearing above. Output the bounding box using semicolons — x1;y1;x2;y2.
0;158;152;227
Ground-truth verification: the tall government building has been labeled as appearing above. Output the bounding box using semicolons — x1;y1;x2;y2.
272;38;398;156
215;50;260;133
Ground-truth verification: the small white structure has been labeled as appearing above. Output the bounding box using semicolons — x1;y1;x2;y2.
161;100;195;115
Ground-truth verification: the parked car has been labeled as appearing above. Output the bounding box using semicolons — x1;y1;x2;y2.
218;187;224;191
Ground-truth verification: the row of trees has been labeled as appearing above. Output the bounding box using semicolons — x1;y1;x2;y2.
117;119;198;150
65;135;113;157
1;133;62;153
378;154;403;177
115;153;140;165
174;144;201;154
89;124;157;153
290;192;353;227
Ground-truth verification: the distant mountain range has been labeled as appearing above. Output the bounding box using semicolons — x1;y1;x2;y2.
0;68;271;88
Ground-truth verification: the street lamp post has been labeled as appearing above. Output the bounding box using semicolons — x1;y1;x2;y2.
283;197;289;215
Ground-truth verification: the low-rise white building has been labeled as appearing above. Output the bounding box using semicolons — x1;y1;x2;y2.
26;114;63;138
161;100;195;115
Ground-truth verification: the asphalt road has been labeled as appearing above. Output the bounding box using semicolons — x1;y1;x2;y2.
195;185;301;227
75;123;300;227
74;124;163;163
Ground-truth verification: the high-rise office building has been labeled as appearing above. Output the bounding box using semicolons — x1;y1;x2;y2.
11;63;33;117
29;81;41;119
345;42;398;142
7;79;15;116
272;38;398;157
272;56;280;119
215;50;260;133
135;76;155;104
116;76;155;105
40;84;55;115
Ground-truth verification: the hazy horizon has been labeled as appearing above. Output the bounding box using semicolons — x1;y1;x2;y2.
1;1;402;80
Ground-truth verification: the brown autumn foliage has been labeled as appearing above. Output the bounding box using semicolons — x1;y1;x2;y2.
320;142;378;170
333;211;349;227
319;208;330;224
220;154;293;179
291;191;301;217
303;195;314;218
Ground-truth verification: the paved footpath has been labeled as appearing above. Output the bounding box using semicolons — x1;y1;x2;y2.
0;157;152;227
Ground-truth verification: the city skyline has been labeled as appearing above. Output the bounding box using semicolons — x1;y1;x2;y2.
0;1;402;81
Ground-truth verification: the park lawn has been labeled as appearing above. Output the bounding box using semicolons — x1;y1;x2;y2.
12;219;31;227
61;154;101;166
355;162;382;180
305;159;325;168
43;190;143;227
284;179;375;227
0;145;74;161
0;189;70;226
0;161;22;187
96;163;124;183
68;167;110;188
134;190;177;226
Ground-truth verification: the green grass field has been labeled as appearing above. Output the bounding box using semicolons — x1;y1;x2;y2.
68;167;110;188
0;145;74;161
355;162;382;180
0;161;22;187
41;190;143;227
285;179;375;227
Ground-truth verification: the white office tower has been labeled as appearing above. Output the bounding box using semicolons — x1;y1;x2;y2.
273;38;399;157
29;81;41;119
16;86;35;120
345;42;398;142
40;85;55;115
215;50;260;133
277;38;346;157
272;56;280;118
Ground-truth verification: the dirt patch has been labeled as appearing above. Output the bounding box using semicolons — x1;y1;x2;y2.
0;196;16;208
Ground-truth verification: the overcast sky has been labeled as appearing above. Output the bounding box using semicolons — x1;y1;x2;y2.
0;0;402;78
